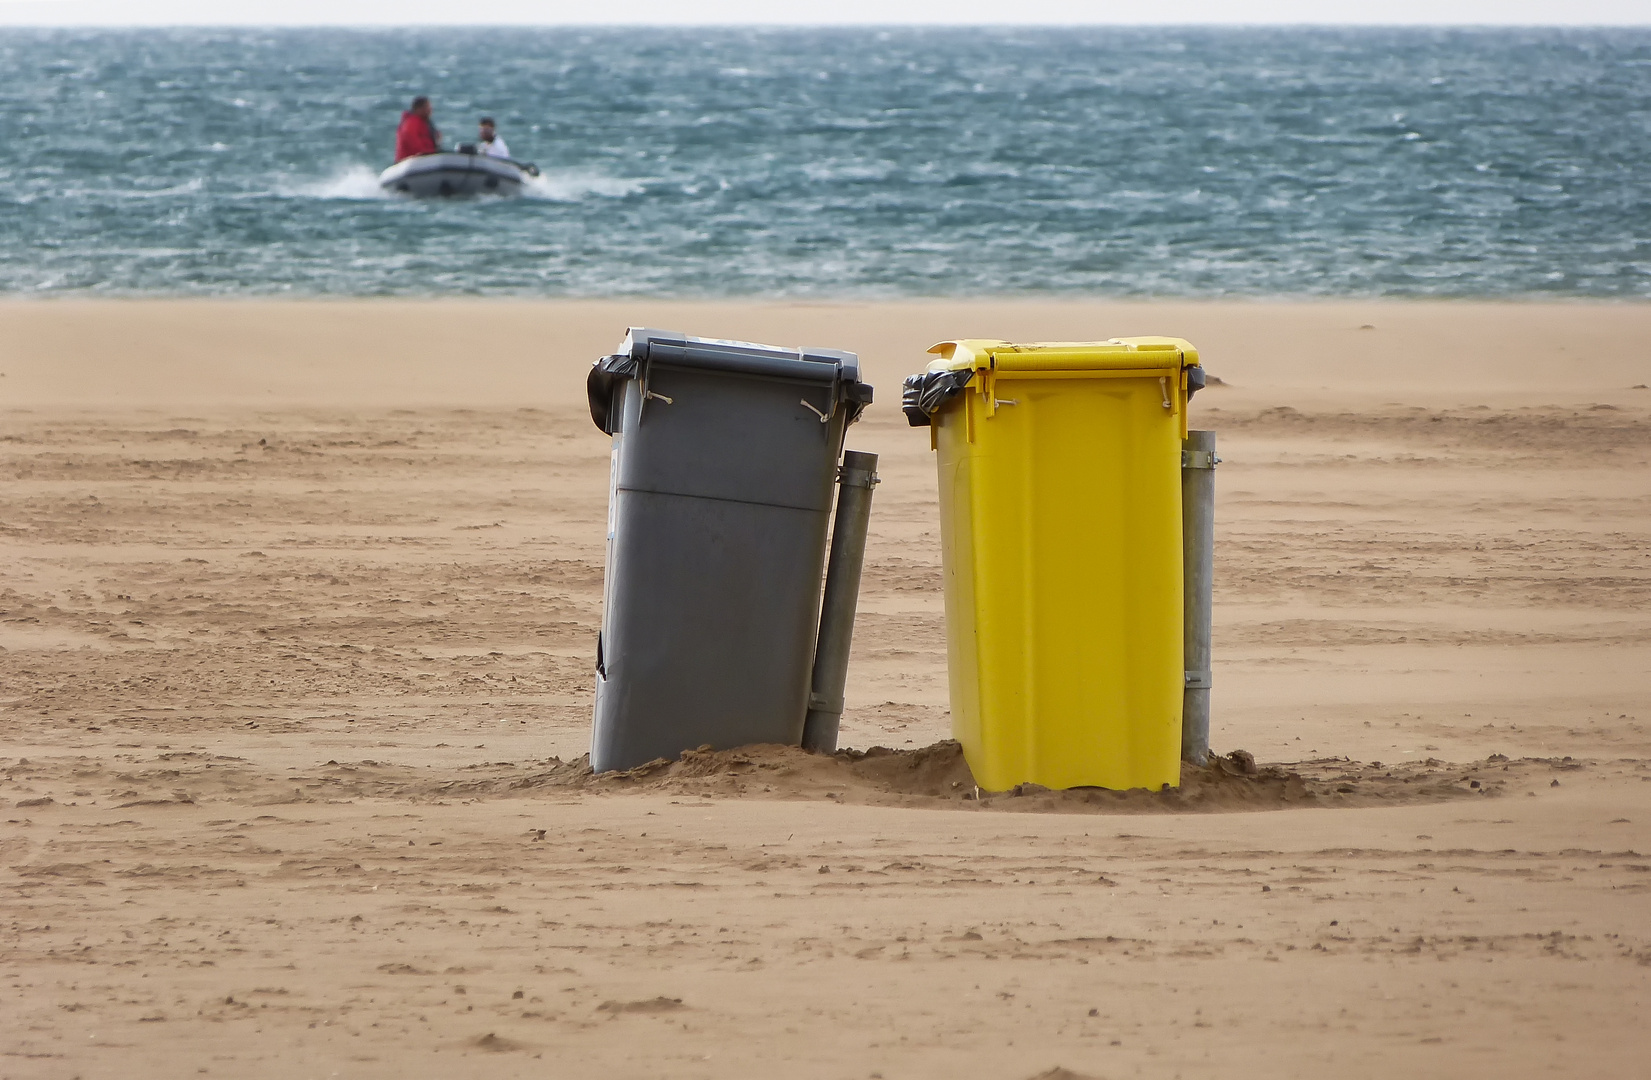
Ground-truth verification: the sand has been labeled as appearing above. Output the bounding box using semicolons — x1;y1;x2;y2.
1;298;1648;1078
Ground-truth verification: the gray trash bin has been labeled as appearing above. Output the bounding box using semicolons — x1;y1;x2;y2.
586;328;874;772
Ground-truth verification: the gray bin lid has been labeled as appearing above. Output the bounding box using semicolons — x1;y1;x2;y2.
589;327;872;434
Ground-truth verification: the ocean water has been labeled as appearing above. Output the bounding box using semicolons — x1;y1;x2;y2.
1;26;1648;298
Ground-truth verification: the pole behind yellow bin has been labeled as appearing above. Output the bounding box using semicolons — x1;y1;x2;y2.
924;338;1198;792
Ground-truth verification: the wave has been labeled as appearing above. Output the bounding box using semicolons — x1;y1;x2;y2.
285;165;391;200
522;171;646;202
280;164;642;202
74;178;207;200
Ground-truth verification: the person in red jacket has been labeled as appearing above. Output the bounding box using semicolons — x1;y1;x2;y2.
394;96;440;161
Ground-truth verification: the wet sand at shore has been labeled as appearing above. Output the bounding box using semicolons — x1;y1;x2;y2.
1;299;1648;1078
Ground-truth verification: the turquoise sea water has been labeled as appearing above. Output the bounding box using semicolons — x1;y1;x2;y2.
2;27;1648;297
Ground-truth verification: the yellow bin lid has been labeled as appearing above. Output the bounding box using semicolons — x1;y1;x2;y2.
926;337;1200;374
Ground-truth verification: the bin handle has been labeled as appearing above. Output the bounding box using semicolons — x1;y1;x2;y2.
638;358;655;423
815;352;842;422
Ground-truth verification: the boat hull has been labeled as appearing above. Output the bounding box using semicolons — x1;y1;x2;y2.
379;153;526;197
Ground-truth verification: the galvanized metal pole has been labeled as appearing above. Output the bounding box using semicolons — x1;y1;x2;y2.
802;450;879;754
1181;430;1218;765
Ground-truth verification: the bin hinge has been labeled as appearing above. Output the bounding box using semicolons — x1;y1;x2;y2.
807;691;845;715
1184;670;1212;690
1181;449;1221;470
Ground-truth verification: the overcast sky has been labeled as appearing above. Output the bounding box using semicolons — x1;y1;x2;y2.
2;0;1649;26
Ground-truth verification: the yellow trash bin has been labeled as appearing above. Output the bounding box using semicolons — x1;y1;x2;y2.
902;338;1203;792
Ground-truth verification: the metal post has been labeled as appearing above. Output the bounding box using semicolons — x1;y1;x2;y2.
802;450;879;753
1181;430;1218;765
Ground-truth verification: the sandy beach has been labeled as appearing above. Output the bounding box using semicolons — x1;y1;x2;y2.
2;298;1648;1078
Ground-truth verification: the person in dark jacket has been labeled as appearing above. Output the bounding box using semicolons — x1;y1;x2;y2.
394;96;440;161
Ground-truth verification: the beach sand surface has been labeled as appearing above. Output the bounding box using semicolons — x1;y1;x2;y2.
1;299;1648;1078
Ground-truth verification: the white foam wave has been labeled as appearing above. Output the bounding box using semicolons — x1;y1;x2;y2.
281;165;638;202
521;171;645;202
107;177;205;199
287;165;390;200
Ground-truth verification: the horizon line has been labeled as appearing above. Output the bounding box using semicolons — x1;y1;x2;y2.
4;20;1651;29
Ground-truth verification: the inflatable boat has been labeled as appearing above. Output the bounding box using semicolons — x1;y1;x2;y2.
378;148;539;198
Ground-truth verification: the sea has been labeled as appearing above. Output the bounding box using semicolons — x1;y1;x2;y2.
2;26;1648;298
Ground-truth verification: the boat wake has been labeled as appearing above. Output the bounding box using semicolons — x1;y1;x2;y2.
289;165;390;200
521;171;646;202
286;165;642;203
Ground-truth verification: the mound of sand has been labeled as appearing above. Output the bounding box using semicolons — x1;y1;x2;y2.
11;738;1556;813
544;741;1525;812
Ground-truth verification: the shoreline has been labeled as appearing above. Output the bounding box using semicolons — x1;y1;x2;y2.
4;296;1650;411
